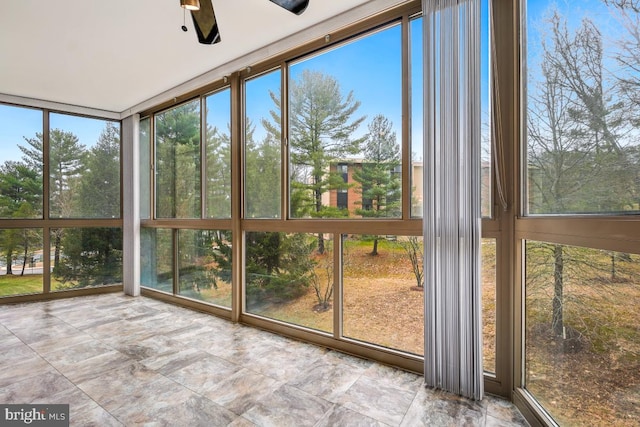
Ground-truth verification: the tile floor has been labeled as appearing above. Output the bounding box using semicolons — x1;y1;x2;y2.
0;293;529;426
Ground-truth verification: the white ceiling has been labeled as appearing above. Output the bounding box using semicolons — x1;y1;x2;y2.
0;0;405;115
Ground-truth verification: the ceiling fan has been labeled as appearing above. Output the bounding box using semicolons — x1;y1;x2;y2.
181;0;310;45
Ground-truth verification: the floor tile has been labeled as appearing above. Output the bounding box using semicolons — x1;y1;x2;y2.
203;367;283;415
286;359;364;402
152;393;237;427
486;395;530;426
315;404;387;427
0;371;77;404
339;374;416;426
167;353;242;393
0;355;57;390
363;362;424;393
242;384;333;427
76;361;165;412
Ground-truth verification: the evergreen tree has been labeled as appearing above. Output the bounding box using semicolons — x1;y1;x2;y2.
155;101;201;218
11;203;41;276
0;161;41;218
21;129;86;270
210;231;314;304
0;171;41;276
54;227;122;288
52;123;123;288
205;123;231;218
78;122;120;218
244;121;282;218
265;69;366;253
352;115;401;255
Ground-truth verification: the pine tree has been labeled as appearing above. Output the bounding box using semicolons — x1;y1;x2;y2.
205;123;231;218
244;120;282;218
78;122;121;218
265;69;366;253
353;115;401;255
155;101;201;218
20;129;86;269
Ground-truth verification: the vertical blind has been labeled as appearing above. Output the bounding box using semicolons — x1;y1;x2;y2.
422;0;484;400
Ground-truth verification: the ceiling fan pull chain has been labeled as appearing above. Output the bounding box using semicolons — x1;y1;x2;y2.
182;8;188;32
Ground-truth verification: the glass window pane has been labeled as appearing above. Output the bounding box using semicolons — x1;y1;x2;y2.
0;228;43;297
49;113;121;218
140;228;173;293
342;234;424;355
155;100;201;218
526;0;640;215
245;231;332;333
482;238;496;374
525;241;640;425
289;25;402;219
51;227;122;291
178;229;231;308
481;0;492;218
205;89;231;218
0;104;43;219
244;70;282;219
140;117;151;220
410;17;424;219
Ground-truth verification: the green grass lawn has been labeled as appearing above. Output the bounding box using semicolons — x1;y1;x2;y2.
0;274;43;297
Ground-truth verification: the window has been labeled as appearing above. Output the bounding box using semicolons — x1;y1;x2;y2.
51;227;122;291
288;24;402;219
178;229;232;307
140;228;173;294
0;228;43;297
482;238;496;374
525;241;640;425
0;104;43;219
0;105;123;299
245;70;282;219
140;117;151;220
342;234;424;355
49;113;121;219
336;163;348;209
155;100;201;219
522;0;640;424
244;232;333;334
205;89;231;219
525;1;640;216
410;17;424;219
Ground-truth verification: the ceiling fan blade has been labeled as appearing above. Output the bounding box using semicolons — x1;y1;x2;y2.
269;0;309;15
191;0;221;44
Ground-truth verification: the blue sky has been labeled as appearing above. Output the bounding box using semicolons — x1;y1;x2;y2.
526;0;624;67
0;105;113;164
244;23;404;149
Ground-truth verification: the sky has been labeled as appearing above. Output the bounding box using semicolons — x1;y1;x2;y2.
526;0;625;70
243;22;404;148
0;105;114;164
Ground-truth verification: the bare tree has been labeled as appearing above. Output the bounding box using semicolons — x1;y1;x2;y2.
527;11;632;338
400;236;423;289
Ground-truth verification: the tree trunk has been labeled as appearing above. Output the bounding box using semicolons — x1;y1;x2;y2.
20;244;28;276
5;253;13;275
314;181;325;254
54;231;61;270
317;232;325;255
371;238;379;256
552;244;564;337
